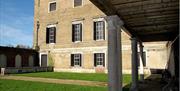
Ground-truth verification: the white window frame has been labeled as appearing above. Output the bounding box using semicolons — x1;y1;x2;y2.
93;18;106;41
72;21;83;43
71;53;83;67
39;53;48;67
93;52;106;67
47;24;56;44
73;0;83;8
48;1;57;13
73;54;81;66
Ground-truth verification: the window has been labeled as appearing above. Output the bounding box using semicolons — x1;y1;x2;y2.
93;21;105;40
72;23;82;42
74;0;82;7
49;2;56;12
94;53;105;67
46;27;56;44
71;54;82;66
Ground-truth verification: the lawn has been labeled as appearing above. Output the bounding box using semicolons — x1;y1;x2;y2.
13;72;131;84
0;79;107;91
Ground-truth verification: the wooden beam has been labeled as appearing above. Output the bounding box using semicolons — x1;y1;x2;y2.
126;16;178;24
132;23;178;29
117;3;178;14
135;28;178;35
139;32;178;42
111;0;150;5
89;0;179;41
125;14;178;22
122;10;178;19
119;7;179;16
131;24;178;35
113;0;178;9
128;19;178;27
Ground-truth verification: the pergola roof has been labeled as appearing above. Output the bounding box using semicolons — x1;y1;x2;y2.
90;0;179;42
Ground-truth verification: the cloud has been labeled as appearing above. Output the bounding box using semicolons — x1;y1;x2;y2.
0;0;34;47
0;24;33;46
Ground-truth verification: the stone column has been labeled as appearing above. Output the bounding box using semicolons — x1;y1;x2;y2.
106;15;124;91
139;43;144;81
130;37;138;91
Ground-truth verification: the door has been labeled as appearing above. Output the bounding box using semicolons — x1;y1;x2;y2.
41;54;47;67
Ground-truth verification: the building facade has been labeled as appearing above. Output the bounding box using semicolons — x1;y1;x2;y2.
33;0;168;73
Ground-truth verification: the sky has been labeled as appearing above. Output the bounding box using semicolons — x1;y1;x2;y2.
0;0;34;47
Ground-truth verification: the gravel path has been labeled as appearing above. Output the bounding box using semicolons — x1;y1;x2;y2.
0;75;107;87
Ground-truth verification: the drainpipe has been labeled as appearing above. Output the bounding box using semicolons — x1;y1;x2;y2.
35;21;40;51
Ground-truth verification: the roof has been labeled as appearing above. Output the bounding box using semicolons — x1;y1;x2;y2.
90;0;179;42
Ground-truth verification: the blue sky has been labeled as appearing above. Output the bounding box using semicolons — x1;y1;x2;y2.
0;0;34;47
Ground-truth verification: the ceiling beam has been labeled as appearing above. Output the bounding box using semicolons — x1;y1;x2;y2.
117;3;178;13
128;20;178;27
135;28;178;35
111;0;150;5
113;0;178;9
90;0;179;42
123;10;178;19
126;16;178;24
125;14;178;22
132;23;178;29
139;32;178;42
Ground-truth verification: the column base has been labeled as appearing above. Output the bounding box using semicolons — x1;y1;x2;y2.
140;74;144;82
130;86;138;91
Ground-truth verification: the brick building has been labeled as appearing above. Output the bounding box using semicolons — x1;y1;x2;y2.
33;0;168;73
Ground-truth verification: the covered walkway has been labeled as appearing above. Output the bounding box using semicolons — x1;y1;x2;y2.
89;0;179;91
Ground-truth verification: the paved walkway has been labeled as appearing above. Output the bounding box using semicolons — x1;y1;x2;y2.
139;74;163;91
0;75;107;87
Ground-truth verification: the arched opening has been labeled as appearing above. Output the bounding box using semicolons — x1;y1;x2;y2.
0;54;7;68
15;54;22;67
28;55;34;67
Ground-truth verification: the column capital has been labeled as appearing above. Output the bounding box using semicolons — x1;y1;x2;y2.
138;41;143;46
130;37;138;41
105;15;124;30
139;44;144;48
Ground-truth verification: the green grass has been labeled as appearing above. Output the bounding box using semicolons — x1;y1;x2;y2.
13;72;131;84
0;79;107;91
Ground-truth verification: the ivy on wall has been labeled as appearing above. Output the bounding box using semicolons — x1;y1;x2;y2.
48;53;54;67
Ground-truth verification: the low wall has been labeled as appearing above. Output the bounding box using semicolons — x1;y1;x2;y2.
1;67;53;75
0;46;39;67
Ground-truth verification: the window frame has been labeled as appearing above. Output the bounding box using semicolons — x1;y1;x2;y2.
48;1;57;13
73;0;83;8
72;21;83;43
93;18;106;41
71;53;82;67
94;53;105;67
46;25;56;44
